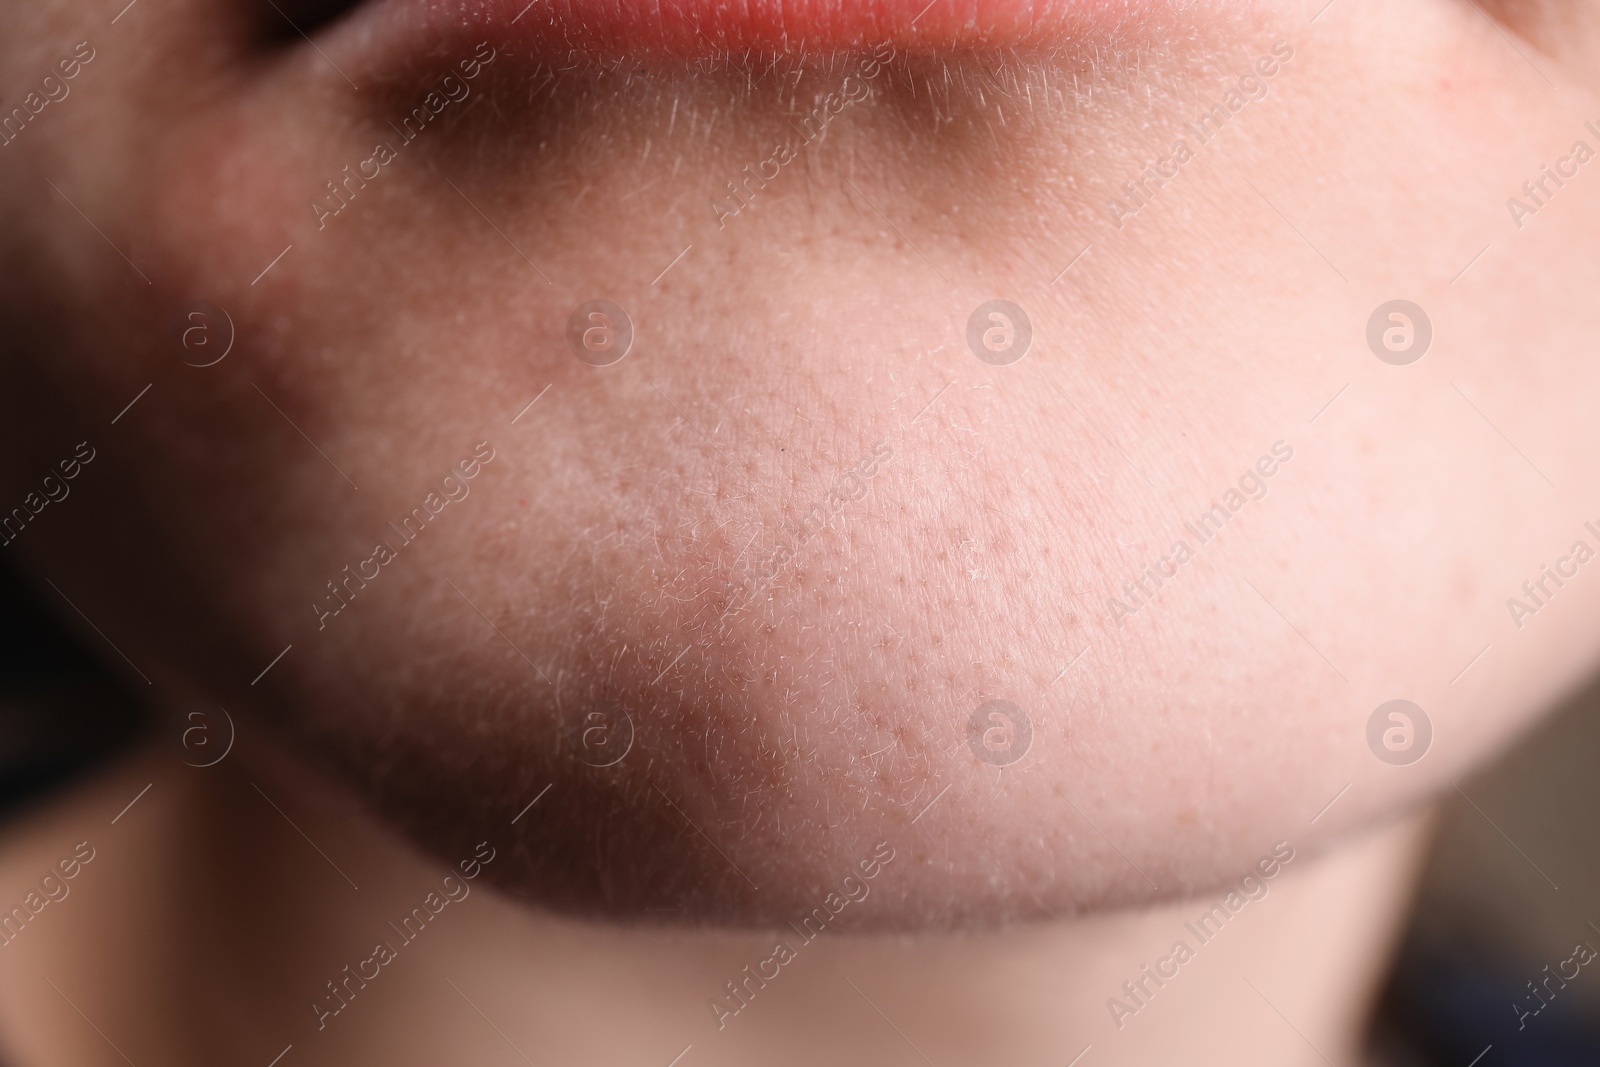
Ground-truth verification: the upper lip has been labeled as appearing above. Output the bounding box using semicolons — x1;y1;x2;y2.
338;0;1109;60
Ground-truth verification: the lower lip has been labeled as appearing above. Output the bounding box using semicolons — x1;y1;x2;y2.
394;0;1112;56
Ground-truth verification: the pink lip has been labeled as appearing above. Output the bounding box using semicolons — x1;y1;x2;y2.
369;0;1122;57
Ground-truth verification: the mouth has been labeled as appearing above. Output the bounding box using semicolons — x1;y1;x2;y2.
424;0;1087;54
298;0;1154;68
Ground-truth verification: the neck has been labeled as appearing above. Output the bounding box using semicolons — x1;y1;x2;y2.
0;744;1431;1066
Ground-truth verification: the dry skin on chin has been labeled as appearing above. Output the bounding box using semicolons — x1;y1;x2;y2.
4;0;1600;927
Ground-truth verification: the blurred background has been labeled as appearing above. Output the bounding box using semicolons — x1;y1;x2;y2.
2;551;1597;1066
1368;670;1600;1063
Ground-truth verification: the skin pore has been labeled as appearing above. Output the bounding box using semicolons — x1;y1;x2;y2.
3;0;1600;1061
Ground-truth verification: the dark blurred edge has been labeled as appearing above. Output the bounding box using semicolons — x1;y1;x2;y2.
0;553;145;815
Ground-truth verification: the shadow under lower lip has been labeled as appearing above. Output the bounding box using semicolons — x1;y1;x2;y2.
258;0;369;46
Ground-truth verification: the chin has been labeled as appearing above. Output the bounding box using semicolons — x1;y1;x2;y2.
218;359;1502;931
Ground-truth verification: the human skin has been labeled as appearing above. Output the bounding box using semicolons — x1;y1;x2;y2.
4;0;1600;950
0;749;1433;1066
